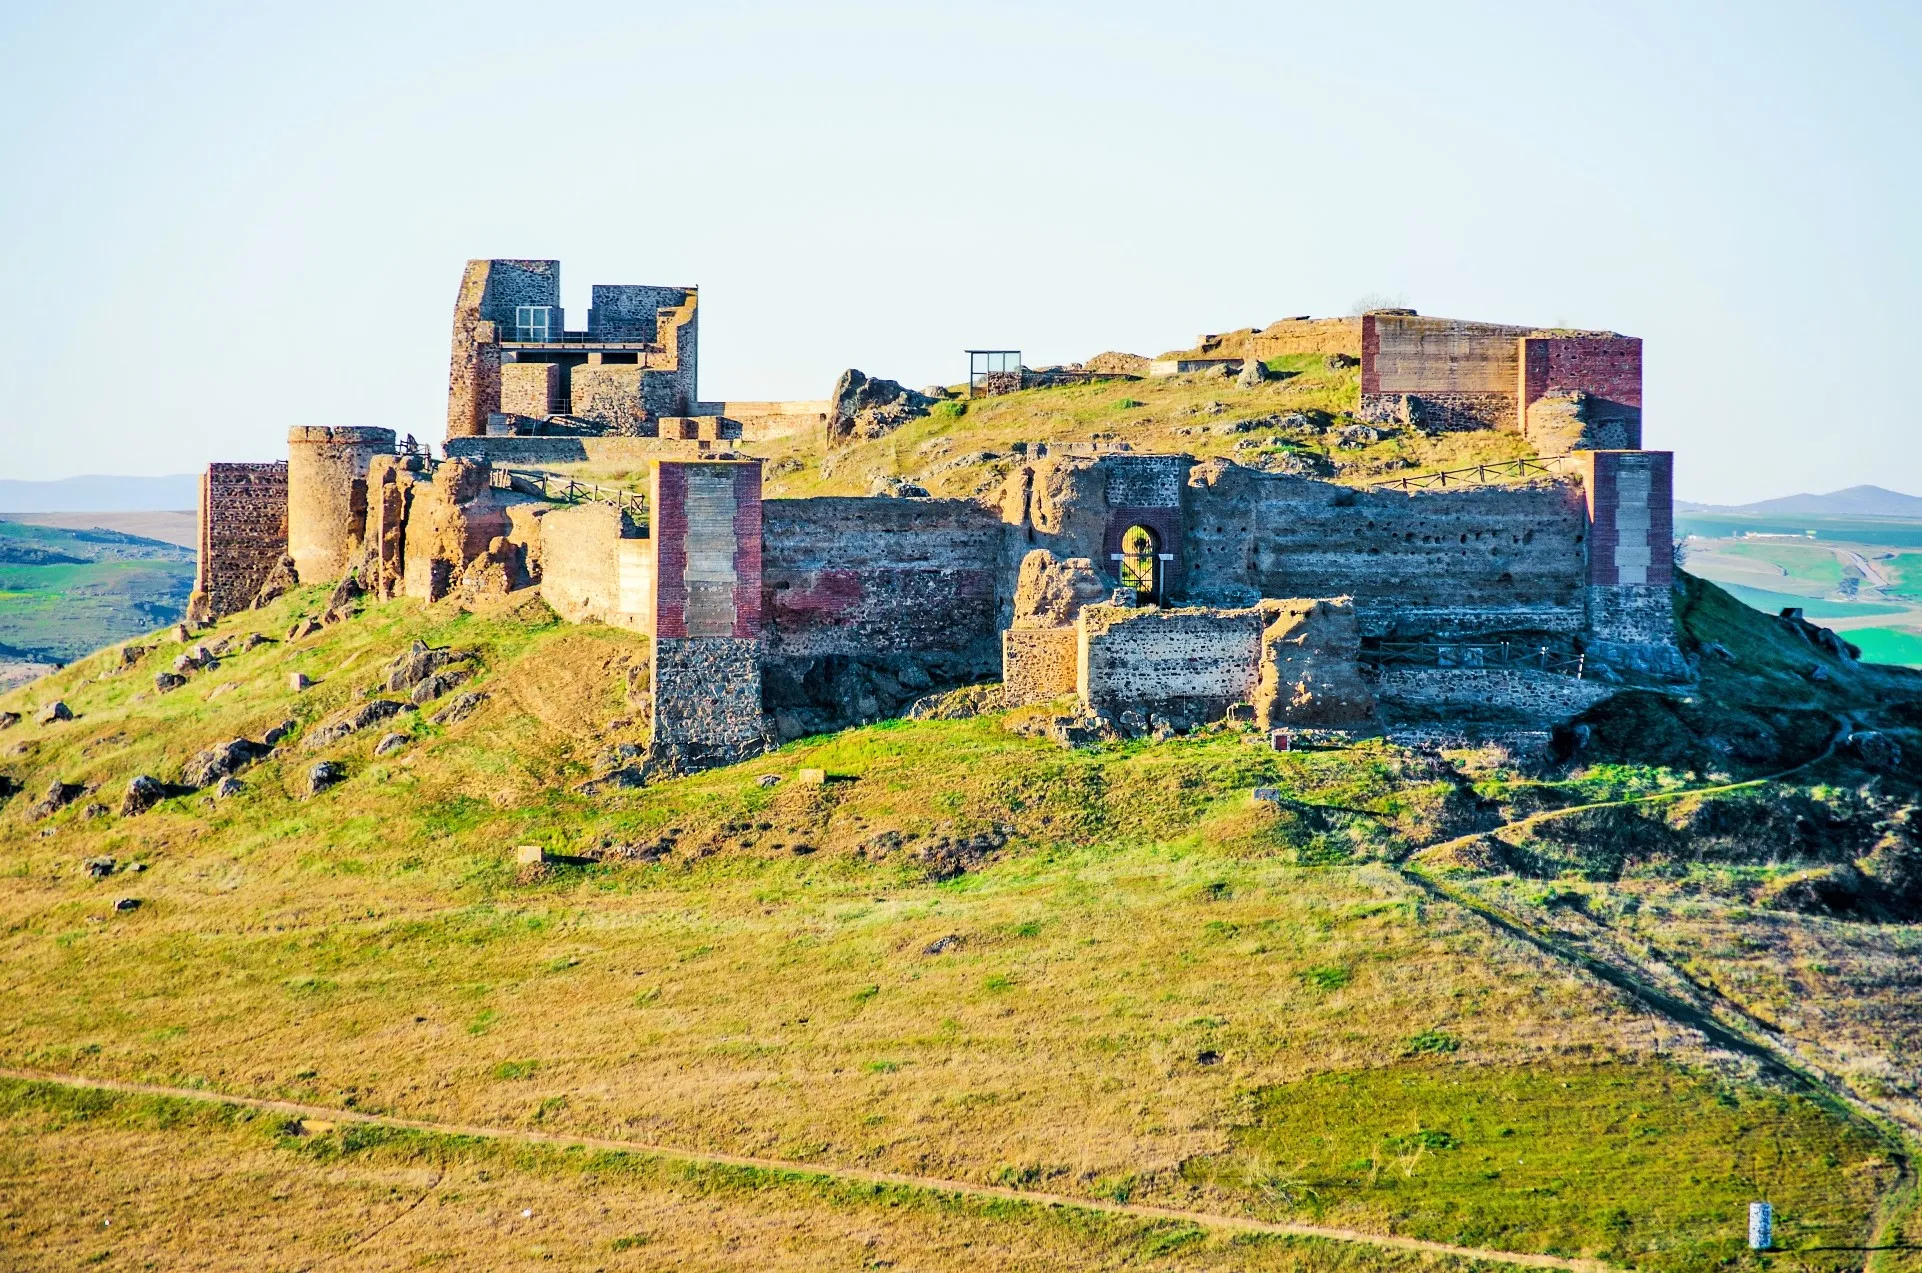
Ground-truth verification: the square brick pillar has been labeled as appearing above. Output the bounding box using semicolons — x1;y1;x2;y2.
1572;450;1688;677
646;459;769;772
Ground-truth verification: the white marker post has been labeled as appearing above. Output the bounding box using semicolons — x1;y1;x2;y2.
1748;1201;1773;1251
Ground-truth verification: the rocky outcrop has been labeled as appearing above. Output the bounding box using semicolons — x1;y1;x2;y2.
430;692;487;726
385;641;471;692
120;775;166;817
410;666;474;706
30;780;84;820
1011;550;1110;629
1236;357;1270;388
181;738;272;789
1084;351;1151;377
826;370;937;446
252;555;298;608
1256;598;1376;727
306;699;411;750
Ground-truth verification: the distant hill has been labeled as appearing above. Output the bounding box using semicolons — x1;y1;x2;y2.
0;474;198;513
1679;485;1922;518
0;519;195;663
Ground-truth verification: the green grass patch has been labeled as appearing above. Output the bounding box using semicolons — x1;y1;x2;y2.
1188;1061;1891;1271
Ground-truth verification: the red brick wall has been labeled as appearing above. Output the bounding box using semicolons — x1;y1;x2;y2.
649;460;762;640
1575;450;1672;588
1360;313;1381;395
1519;335;1642;419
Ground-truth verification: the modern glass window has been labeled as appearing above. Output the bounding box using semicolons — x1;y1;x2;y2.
515;306;553;342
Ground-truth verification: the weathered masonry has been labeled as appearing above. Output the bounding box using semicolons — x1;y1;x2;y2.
446;259;699;441
995;448;1683;726
192;260;1690;768
189;463;287;622
1358;310;1642;445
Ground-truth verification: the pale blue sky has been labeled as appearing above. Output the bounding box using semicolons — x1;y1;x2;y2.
1;1;1916;501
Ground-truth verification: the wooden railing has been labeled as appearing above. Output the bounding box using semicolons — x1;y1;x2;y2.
1368;454;1576;492
488;465;648;516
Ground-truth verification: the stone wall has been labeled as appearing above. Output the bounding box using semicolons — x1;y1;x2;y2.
1373;666;1614;720
589;284;689;340
1002;627;1079;705
447;260;558;440
1004;455;1592;639
192;462;288;619
1183;461;1592;637
1519;334;1641;428
761;494;1002;738
1078;605;1264;719
501;362;560;417
538;501;652;630
570;363;650;434
762;497;1002;661
650;636;766;771
287;426;394;584
1360;312;1531;430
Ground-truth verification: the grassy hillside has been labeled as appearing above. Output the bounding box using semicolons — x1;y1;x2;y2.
4;579;1922;1268
546;358;1537;502
0;519;194;666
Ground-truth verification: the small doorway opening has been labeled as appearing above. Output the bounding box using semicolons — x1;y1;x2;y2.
1118;524;1160;602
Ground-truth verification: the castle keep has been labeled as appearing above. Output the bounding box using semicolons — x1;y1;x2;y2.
190;259;1687;771
447;259;699;440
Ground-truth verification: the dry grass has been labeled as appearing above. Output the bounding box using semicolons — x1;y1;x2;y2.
0;591;1913;1268
540;356;1538;502
0;1082;1470;1272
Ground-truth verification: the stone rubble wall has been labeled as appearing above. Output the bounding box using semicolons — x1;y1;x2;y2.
589;284;688;341
650;636;766;770
1077;604;1265;719
1358;390;1518;433
1524;391;1643;455
1002;627;1079;705
761;496;1002;664
570;363;651;433
500;362;561;417
192;462;289;619
1373;666;1614;719
1179;460;1591;639
397;458;534;602
1255;598;1376;727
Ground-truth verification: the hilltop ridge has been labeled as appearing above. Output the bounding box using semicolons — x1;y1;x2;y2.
3;571;1922;1267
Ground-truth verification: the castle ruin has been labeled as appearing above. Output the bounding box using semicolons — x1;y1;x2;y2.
189;260;1688;773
